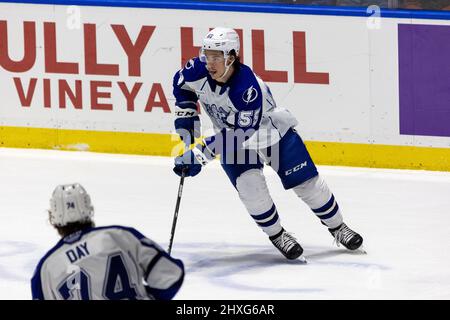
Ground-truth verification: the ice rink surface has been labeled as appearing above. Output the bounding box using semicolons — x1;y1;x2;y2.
1;147;449;300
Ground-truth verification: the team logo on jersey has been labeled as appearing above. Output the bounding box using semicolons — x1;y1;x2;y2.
242;86;258;104
185;59;194;70
204;103;231;127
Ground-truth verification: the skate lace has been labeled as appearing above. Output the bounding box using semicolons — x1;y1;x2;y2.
332;224;355;247
273;231;298;252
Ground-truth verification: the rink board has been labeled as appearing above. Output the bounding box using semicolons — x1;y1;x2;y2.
1;1;450;171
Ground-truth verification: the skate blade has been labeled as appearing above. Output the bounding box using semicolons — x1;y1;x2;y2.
355;245;367;254
287;255;308;264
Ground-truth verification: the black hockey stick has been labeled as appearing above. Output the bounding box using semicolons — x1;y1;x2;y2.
168;168;187;255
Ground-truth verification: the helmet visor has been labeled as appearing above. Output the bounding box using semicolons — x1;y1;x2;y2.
199;48;226;64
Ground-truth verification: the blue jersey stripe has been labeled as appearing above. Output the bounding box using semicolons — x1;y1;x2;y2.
312;194;335;214
251;203;276;221
257;213;279;227
318;203;340;220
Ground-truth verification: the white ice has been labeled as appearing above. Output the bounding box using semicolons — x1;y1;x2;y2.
1;147;449;300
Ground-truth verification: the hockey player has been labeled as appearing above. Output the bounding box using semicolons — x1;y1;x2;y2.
31;183;184;300
172;27;363;260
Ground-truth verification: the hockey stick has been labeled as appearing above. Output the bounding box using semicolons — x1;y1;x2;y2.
168;168;187;255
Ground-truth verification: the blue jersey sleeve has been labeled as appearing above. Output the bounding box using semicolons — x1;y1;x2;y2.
229;65;263;132
173;58;208;145
172;71;198;111
172;57;209;110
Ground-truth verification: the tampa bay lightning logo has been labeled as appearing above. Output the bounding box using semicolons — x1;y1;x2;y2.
242;86;258;104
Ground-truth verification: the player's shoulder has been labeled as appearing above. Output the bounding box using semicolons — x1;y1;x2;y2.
178;57;208;83
89;225;147;240
32;237;67;277
228;64;262;111
31;238;65;299
92;225;162;251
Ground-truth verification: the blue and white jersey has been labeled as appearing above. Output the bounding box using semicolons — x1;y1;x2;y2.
31;226;184;300
173;58;298;150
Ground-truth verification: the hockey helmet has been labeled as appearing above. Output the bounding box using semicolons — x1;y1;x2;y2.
200;27;240;62
48;183;94;227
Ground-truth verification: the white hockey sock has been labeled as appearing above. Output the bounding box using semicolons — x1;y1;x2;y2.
236;169;282;237
293;175;343;229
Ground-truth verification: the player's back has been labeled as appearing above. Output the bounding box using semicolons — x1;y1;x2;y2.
32;225;183;300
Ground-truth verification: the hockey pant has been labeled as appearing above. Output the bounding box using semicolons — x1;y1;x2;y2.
221;128;343;236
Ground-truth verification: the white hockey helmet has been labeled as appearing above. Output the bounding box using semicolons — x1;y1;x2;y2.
48;183;94;227
200;27;240;60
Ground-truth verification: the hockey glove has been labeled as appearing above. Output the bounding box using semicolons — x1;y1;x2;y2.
175;116;201;147
173;145;214;177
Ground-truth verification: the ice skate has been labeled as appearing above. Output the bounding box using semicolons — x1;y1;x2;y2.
269;228;303;260
329;223;363;251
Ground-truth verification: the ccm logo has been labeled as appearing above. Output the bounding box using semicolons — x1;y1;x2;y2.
285;161;307;176
175;111;196;117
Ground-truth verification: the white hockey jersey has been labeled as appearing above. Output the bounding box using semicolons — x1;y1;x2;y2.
173;58;298;150
31;226;184;300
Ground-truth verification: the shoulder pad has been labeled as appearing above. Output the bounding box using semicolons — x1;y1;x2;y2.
179;57;208;83
228;65;262;111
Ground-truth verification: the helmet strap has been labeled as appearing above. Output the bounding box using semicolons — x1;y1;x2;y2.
216;56;234;83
